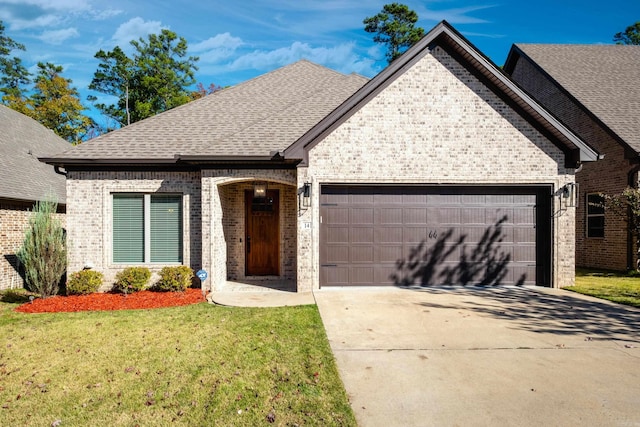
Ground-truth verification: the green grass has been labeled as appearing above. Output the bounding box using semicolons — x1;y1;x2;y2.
564;268;640;308
0;298;356;426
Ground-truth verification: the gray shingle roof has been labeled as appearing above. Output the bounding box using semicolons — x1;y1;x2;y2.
512;44;640;153
47;60;368;163
0;104;68;204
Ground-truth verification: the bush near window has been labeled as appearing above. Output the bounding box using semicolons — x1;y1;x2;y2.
113;267;151;293
66;270;103;295
154;266;193;292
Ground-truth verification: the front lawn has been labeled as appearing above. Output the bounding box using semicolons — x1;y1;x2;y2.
0;298;356;426
564;269;640;308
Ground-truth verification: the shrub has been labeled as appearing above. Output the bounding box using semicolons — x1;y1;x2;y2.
113;267;151;293
67;270;103;295
154;266;193;292
17;199;66;298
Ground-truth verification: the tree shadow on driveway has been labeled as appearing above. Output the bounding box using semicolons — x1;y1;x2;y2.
405;286;640;341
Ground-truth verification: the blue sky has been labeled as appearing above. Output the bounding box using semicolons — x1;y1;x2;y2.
0;0;638;126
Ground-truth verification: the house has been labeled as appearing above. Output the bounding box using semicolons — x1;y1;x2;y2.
504;44;640;271
0;104;68;290
41;21;598;293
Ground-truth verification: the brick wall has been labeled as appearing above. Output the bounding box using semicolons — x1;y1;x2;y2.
0;200;65;290
65;171;201;289
297;46;576;289
510;57;633;271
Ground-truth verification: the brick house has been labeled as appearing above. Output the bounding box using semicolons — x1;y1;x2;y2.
42;22;598;293
504;44;640;271
0;105;68;290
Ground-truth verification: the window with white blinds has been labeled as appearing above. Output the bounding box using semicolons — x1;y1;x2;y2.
113;194;183;263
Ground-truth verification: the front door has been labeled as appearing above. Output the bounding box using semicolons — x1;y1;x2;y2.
245;189;280;276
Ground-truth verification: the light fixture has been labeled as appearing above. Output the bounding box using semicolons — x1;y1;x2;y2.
562;182;578;208
253;181;267;199
301;182;311;208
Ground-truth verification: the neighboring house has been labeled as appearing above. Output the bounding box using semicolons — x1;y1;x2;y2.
504;44;640;271
0;104;68;290
41;22;598;293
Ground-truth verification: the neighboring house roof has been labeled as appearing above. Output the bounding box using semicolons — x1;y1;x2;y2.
0;104;68;204
42;60;368;166
504;44;640;156
286;21;599;167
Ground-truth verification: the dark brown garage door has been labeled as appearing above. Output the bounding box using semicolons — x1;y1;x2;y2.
320;186;552;287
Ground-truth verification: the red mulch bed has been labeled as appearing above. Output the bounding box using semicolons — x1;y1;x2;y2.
15;288;206;314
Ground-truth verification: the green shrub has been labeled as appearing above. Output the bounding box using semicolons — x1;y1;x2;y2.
67;270;103;295
154;266;193;292
17;199;66;298
113;267;151;293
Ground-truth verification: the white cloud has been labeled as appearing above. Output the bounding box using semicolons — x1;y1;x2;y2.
38;27;79;45
419;5;496;25
0;0;92;12
111;17;165;48
89;8;123;21
6;14;61;30
228;41;377;76
191;33;244;63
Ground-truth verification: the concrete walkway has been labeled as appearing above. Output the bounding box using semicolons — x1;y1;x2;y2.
314;287;640;427
208;289;315;307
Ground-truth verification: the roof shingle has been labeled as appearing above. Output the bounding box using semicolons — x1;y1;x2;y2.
512;44;640;153
0;105;69;203
48;60;368;162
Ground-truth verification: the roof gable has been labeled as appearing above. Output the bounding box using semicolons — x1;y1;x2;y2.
43;60;367;167
0;105;68;204
284;21;599;168
504;43;640;156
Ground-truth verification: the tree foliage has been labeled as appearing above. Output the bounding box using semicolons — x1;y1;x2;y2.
363;3;424;63
613;22;640;45
0;20;30;100
6;62;93;143
603;187;640;269
89;29;199;127
17;199;66;298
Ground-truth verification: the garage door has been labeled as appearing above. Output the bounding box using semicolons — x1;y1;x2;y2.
320;186;551;287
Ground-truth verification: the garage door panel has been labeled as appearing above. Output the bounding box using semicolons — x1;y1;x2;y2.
351;227;374;244
377;245;403;262
320;186;549;287
324;246;349;264
321;265;349;286
326;227;350;244
351;246;374;263
376;228;403;245
378;208;403;224
462;208;486;225
428;207;462;225
326;208;349;224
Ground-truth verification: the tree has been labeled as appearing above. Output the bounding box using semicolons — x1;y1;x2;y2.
613;22;640;45
363;3;424;63
0;20;30;101
603;187;640;269
17;199;66;298
89;29;199;127
7;62;93;143
190;82;223;100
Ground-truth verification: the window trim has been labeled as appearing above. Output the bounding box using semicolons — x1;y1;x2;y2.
112;193;184;264
586;193;605;239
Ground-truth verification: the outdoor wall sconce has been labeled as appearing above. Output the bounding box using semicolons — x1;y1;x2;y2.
302;182;311;208
298;182;312;211
253;181;267;199
562;182;578;208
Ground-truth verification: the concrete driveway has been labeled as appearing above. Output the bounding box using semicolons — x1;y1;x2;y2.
314;287;640;427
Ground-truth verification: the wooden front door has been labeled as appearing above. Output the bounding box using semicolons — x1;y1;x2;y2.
245;189;280;276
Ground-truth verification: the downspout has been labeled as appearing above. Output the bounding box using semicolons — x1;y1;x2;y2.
627;162;640;270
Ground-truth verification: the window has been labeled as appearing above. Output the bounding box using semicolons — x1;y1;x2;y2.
113;194;183;263
586;193;605;238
